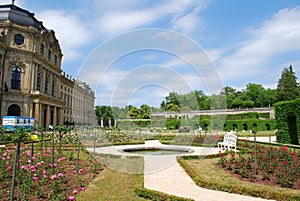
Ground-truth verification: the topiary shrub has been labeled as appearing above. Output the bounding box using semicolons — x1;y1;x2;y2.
274;98;300;145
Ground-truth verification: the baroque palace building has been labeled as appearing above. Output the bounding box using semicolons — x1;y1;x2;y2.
0;3;97;128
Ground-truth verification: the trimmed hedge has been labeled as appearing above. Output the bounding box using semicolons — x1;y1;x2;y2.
199;119;275;132
134;186;194;201
274;98;300;144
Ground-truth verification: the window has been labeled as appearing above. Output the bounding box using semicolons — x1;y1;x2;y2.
51;79;55;96
44;77;48;93
11;67;21;90
7;104;20;116
36;73;41;90
14;34;24;45
40;44;44;55
54;55;57;64
48;50;51;61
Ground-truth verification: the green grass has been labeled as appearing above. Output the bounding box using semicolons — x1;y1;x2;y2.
77;155;147;201
178;157;300;201
77;168;149;201
237;130;276;137
77;155;191;201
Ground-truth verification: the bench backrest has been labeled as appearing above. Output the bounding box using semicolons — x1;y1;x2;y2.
223;133;237;146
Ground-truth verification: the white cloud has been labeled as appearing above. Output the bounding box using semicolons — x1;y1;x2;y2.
171;2;207;35
37;10;91;62
84;0;207;36
217;6;300;84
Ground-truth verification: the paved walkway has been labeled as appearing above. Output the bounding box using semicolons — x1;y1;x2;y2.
88;140;275;201
238;136;277;143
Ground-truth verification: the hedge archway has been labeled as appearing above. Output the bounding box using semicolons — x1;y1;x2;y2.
274;98;300;145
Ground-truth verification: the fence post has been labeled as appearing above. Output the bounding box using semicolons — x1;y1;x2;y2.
10;142;20;201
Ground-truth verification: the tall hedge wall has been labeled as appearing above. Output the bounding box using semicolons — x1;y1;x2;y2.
198;119;275;132
274;98;300;145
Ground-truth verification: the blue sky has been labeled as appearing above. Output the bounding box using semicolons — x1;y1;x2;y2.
5;0;300;107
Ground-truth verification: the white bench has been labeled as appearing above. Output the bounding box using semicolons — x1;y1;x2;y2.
218;132;237;153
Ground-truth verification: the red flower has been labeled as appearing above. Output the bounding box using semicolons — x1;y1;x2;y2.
282;161;288;165
243;143;247;147
281;146;288;151
293;155;298;160
231;153;235;157
221;153;226;158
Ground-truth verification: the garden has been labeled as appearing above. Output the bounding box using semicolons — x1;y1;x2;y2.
1;125;300;201
219;140;299;189
0;126;103;201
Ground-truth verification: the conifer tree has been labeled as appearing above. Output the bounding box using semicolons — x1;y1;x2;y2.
276;65;300;101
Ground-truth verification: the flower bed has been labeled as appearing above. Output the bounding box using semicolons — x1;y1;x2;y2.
219;141;300;189
0;128;103;201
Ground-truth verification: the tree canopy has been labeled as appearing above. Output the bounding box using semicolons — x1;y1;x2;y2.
276;65;300;102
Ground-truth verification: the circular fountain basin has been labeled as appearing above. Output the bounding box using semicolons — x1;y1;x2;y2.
121;147;194;155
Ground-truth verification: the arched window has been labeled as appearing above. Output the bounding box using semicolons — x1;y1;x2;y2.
36;73;41;90
7;104;21;116
11;67;21;90
44;77;48;93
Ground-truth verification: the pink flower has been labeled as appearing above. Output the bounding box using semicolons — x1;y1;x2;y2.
43;175;47;179
6;166;12;171
58;173;63;177
2;157;6;160
67;196;76;201
72;170;77;174
79;169;84;173
31;156;36;161
50;174;57;180
33;176;39;182
31;166;36;172
73;190;78;194
40;161;45;165
43;170;48;175
78;186;85;191
58;157;66;162
21;165;27;170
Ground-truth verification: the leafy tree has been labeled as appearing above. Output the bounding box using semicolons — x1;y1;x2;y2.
276;65;300;101
128;106;140;119
194;90;211;110
95;105;113;126
245;83;264;107
166;103;180;112
165;92;180;106
222;86;238;109
139;104;151;119
257;88;276;107
111;106;129;119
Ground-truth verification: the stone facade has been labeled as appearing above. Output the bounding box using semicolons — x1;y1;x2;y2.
0;4;97;128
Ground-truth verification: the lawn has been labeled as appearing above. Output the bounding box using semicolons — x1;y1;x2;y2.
77;168;148;201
